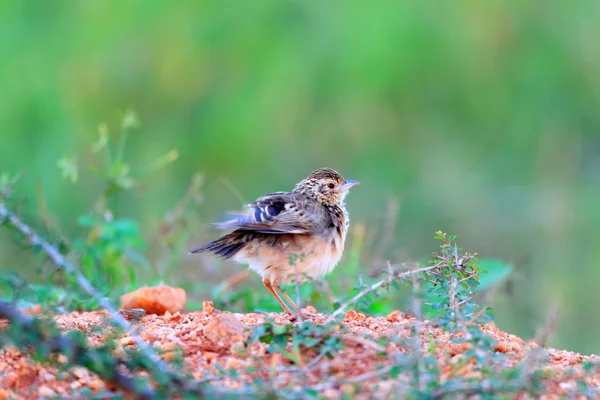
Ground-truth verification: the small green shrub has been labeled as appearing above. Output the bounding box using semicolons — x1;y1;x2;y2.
0;112;185;311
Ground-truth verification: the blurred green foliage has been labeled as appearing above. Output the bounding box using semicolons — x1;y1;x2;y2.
2;1;600;354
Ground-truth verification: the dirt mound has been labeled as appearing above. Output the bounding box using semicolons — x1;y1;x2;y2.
1;303;598;399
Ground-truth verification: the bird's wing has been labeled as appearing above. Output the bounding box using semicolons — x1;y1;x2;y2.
214;192;328;235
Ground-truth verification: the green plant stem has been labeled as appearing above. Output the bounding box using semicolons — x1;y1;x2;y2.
115;125;129;165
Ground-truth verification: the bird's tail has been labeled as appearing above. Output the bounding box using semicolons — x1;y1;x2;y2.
189;231;246;259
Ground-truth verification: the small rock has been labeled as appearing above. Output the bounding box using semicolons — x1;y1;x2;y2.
71;367;88;379
230;342;249;358
119;336;135;346
38;385;56;398
304;305;317;314
559;381;575;391
508;341;522;352
120;285;186;315
385;310;403;323
494;342;510;353
22;304;42;315
118;309;146;320
203;301;215;315
203;313;246;346
224;356;241;369
161;342;178;352
204;351;219;363
88;378;104;391
39;370;55;382
462;342;473;352
344;309;365;321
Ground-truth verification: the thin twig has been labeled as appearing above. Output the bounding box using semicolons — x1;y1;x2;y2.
535;303;560;347
456;294;477;307
219;176;247;208
149;173;203;276
347;364;396;383
339;357;412;385
430;380;506;399
294;256;303;320
457;272;480;284
305;350;328;369
464;307;489;327
325;263;439;323
343;335;387;353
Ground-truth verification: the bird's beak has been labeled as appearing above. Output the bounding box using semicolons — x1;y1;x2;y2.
341;179;360;191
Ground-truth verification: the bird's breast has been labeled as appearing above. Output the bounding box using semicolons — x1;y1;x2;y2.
234;205;351;283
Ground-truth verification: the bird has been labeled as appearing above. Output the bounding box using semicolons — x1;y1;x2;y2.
190;167;360;313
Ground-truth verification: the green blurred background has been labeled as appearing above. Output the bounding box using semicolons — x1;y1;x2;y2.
2;1;600;354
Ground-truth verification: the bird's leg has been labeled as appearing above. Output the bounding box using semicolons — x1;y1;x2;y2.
274;283;311;321
274;283;298;310
262;278;292;313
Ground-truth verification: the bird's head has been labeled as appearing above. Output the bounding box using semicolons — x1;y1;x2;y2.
295;167;360;205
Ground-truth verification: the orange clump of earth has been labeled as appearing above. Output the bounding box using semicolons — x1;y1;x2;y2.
120;285;186;315
0;285;598;399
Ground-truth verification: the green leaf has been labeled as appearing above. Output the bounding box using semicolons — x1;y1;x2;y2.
110;219;139;236
57;156;79;183
390;365;401;378
271;334;288;351
474;259;513;293
93;123;110;153
121;110;140;130
77;215;96;227
128;266;137;286
259;334;273;344
272;324;291;335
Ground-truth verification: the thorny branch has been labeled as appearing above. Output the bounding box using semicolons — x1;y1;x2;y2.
0;201;204;398
326;263;440;323
0;203;163;364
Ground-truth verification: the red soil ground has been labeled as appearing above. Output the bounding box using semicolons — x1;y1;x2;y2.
1;302;598;399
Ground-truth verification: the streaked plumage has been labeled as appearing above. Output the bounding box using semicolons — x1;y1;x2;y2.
191;167;360;312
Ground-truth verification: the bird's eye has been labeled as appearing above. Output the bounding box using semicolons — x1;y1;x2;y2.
327;183;335;189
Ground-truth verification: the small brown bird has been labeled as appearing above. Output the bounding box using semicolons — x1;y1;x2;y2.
191;168;360;312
